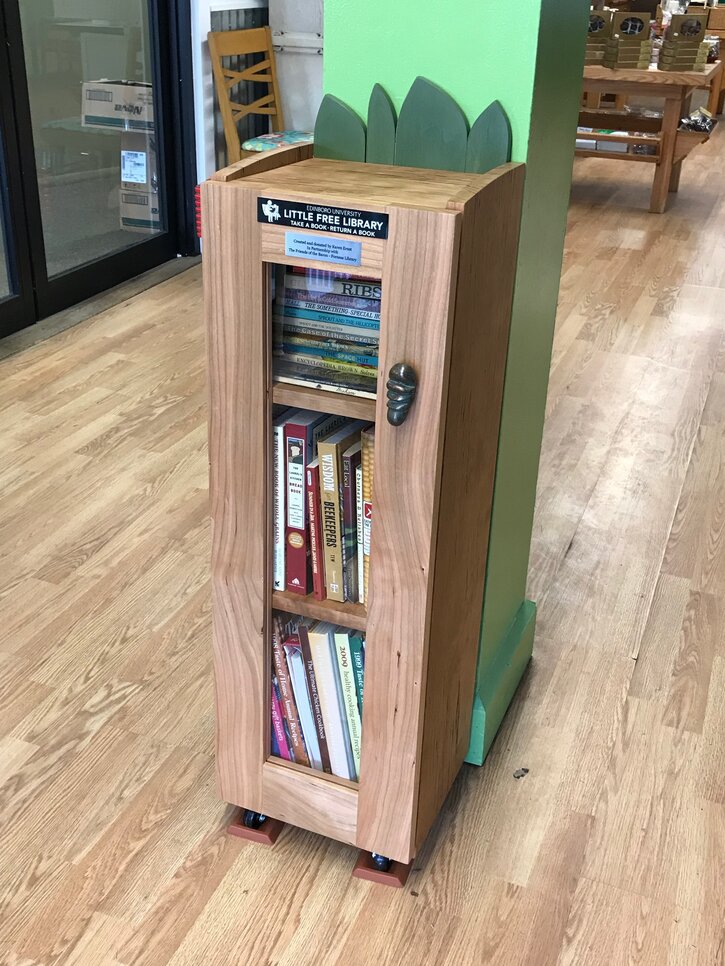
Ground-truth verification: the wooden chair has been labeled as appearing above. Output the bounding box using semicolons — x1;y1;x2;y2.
208;26;312;163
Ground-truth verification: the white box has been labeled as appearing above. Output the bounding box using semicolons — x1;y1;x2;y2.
82;81;154;132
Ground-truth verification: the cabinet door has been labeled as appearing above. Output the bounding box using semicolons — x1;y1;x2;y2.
356;206;461;863
203;181;268;811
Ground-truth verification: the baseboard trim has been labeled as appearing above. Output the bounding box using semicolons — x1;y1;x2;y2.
465;599;536;765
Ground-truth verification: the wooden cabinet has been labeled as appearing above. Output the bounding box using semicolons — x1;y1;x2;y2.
201;148;524;866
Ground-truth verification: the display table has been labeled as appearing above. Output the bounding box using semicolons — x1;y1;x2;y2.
578;61;722;213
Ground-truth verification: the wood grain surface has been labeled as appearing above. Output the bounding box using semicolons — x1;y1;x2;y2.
0;128;724;963
355;205;461;864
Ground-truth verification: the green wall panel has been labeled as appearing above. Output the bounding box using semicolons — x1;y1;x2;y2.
324;0;587;764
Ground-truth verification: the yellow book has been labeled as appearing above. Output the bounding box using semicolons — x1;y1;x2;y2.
361;426;375;605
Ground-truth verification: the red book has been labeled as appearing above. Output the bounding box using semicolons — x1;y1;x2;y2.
284;411;346;596
271;677;292;761
307;458;325;600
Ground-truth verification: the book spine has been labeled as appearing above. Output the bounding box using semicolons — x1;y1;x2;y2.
306;462;325;601
275;318;380;345
342;452;359;603
349;634;365;718
279;342;379;367
271;677;292;761
274;371;377;400
361;428;375;605
280;295;380;320
356;463;364;605
271;618;309;766
284;639;322;770
275;351;377;378
333;632;362;779
279;306;380;331
281;333;379;355
284;273;381;300
318;441;345;602
298;624;332;773
273;421;285;591
284;421;312;596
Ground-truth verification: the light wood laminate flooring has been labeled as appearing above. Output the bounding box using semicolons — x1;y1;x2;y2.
1;132;724;963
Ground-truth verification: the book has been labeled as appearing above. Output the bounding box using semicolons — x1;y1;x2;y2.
274;350;377;379
271;617;309;766
284;271;382;301
275;306;380;331
356;462;364;605
281;333;379;356
276;318;381;345
279;294;380;322
275;359;378;398
342;441;362;602
271;676;292;761
317;421;369;602
361;426;375;604
284;410;347;596
298;622;332;773
284;635;323;770
272;409;291;591
278;342;379;368
333;629;362;779
349;632;365;718
307;621;355;780
306;458;325;601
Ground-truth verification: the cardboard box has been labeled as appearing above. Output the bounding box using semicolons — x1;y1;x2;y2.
82;81;154;132
119;187;161;234
120;132;158;192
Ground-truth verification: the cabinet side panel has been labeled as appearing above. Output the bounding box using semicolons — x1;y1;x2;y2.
356;208;461;864
415;166;526;849
202;181;267;811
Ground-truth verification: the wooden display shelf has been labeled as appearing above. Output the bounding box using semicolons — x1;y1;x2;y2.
272;381;377;421
575;148;658;163
579;61;722;212
673;124;716;164
202;148;525;869
272;590;367;631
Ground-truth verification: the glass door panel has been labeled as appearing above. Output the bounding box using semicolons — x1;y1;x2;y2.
0;208;9;301
17;0;164;279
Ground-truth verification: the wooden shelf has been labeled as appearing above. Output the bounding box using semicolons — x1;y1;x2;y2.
267;754;359;791
272;590;367;631
575;148;658;163
272;381;377;421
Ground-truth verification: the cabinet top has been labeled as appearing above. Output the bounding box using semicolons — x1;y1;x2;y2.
220;157;521;213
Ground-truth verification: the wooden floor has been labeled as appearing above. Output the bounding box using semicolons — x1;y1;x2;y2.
1;130;724;965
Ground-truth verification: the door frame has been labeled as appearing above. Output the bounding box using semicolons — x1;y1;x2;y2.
0;0;34;338
0;0;198;330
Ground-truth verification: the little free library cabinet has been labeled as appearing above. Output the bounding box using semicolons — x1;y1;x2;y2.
201;145;524;879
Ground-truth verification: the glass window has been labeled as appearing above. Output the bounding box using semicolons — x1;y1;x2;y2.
18;0;162;279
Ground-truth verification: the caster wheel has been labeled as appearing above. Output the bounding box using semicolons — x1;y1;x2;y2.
242;809;266;830
371;852;391;872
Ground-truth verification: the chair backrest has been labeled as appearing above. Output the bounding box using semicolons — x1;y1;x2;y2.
208;27;285;163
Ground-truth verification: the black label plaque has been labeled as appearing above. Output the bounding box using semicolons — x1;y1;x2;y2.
257;197;389;239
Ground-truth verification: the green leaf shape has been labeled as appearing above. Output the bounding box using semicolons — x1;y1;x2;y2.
394;77;468;172
366;84;397;165
465;100;512;174
313;94;366;162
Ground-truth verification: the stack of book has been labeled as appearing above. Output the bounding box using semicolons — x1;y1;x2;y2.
272;267;380;399
274;409;375;604
271;614;365;781
659;13;709;72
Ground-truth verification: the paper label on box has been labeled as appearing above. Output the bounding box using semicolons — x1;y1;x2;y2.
284;231;362;266
121;150;147;184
